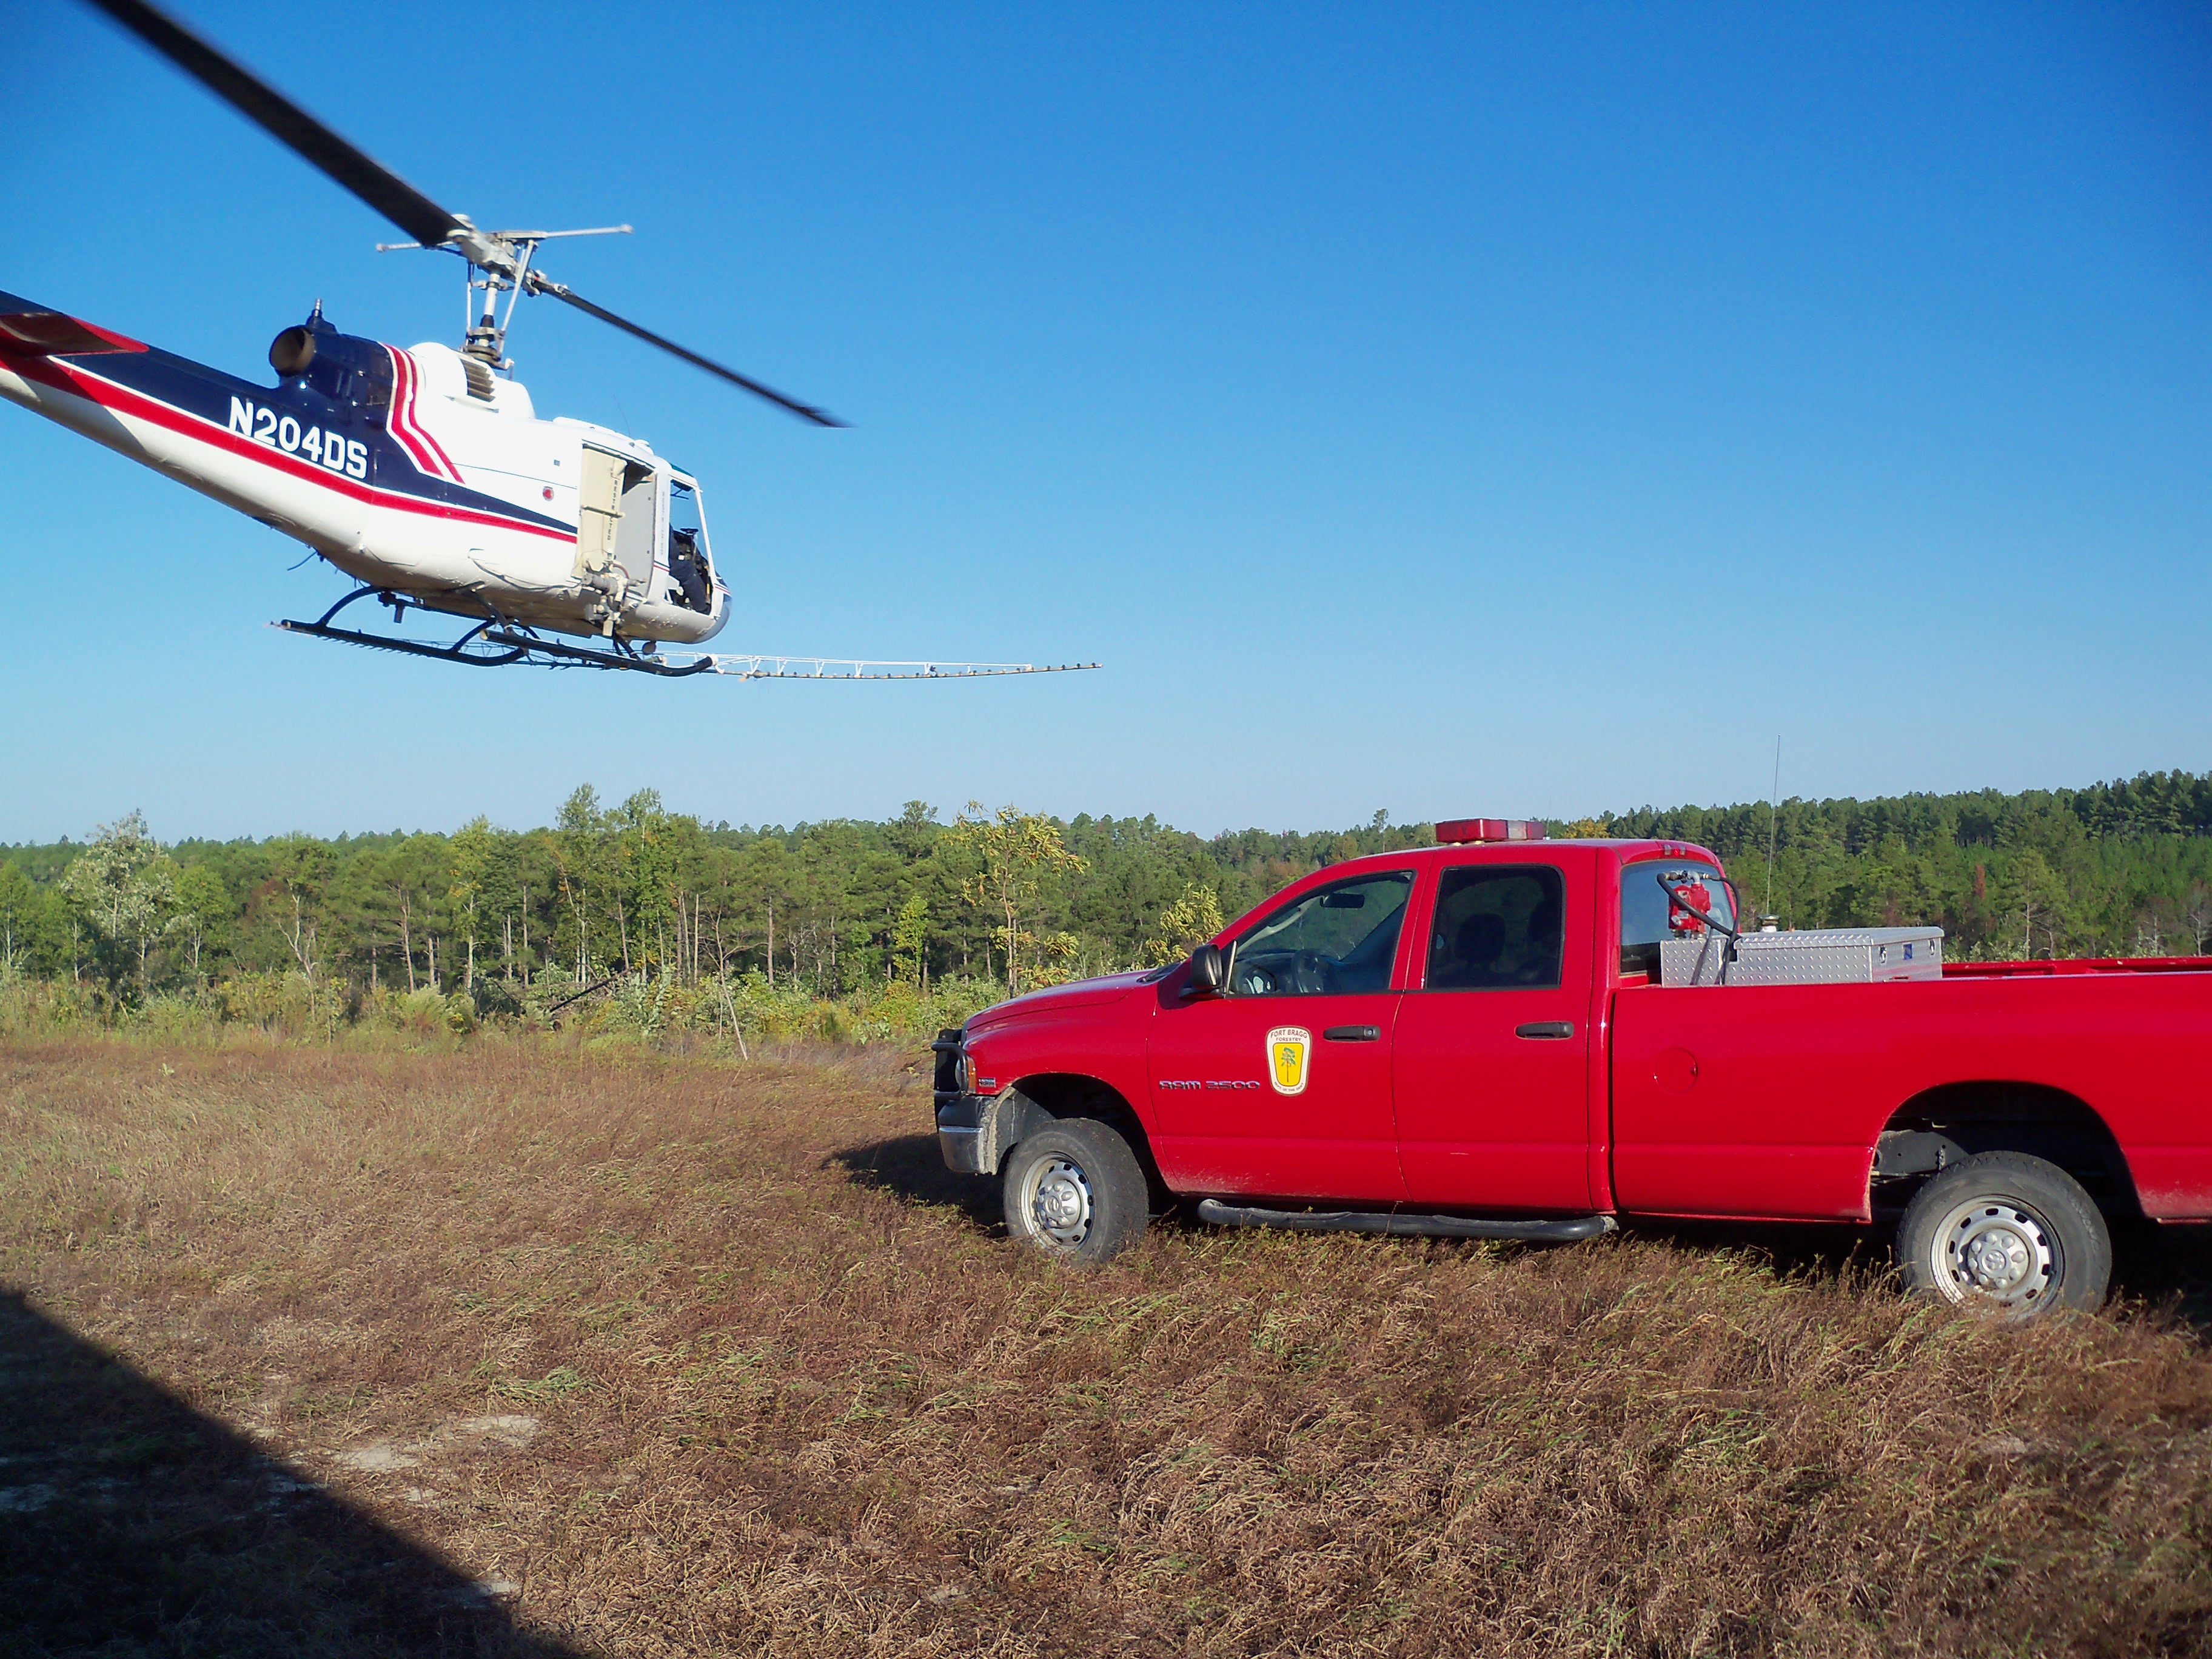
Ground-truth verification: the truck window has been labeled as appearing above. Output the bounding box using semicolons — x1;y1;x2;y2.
1227;870;1414;997
1424;865;1564;990
1618;859;1734;977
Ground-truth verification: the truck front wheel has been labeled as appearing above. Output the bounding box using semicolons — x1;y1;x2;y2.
1897;1151;2111;1318
1002;1119;1149;1263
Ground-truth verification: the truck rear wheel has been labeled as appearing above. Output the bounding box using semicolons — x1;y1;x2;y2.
1002;1118;1148;1263
1897;1151;2110;1318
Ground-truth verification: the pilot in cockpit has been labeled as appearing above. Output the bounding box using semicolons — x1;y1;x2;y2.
667;528;712;612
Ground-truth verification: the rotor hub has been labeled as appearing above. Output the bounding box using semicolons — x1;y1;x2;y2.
96;0;841;418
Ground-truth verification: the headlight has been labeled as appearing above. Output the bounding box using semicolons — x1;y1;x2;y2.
960;1050;976;1092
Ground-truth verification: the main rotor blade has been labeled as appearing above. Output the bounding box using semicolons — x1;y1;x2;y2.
531;276;845;427
84;0;464;252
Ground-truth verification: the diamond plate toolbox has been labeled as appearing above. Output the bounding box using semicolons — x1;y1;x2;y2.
1661;926;1945;988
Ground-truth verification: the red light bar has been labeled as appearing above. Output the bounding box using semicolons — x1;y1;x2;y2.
1436;818;1547;844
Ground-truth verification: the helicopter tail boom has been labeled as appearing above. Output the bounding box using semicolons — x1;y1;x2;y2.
0;298;569;552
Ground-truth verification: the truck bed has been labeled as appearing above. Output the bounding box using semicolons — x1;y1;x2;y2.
1608;964;2212;1223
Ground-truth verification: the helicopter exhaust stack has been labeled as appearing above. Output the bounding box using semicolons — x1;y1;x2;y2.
269;325;315;377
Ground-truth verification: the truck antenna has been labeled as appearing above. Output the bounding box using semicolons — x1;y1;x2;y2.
1764;736;1781;920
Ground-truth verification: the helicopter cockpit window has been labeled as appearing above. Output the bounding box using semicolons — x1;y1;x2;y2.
666;480;714;614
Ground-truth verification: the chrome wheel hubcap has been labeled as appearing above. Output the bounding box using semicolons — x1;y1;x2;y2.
1932;1196;2059;1310
1025;1156;1093;1248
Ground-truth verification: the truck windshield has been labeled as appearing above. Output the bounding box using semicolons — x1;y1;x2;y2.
1619;859;1734;977
1228;870;1413;996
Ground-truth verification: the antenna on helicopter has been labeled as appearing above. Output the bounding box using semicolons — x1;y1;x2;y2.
84;0;845;426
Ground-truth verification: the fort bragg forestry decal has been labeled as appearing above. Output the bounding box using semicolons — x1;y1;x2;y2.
1266;1026;1310;1095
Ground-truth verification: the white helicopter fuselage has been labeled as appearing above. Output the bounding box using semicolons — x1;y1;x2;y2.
0;295;729;646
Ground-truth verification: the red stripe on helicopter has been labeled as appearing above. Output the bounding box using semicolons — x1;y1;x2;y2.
383;347;464;483
0;310;149;356
0;350;574;544
381;347;437;475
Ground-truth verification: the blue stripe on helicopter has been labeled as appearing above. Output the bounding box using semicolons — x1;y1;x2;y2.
0;289;572;538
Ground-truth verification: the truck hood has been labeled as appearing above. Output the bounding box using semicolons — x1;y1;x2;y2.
965;969;1158;1032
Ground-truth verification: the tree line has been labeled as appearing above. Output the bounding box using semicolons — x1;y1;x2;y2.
5;771;2212;1006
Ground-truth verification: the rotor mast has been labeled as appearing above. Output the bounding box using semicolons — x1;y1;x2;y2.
84;0;843;426
374;221;632;369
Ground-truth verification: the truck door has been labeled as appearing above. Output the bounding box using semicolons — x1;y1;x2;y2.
1393;853;1595;1211
1146;868;1415;1205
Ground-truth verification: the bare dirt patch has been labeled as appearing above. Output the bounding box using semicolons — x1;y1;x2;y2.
5;1034;2212;1655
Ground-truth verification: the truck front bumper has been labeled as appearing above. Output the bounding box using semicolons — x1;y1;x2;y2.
935;1092;988;1175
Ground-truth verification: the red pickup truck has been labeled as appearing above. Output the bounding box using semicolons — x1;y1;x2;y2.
933;822;2212;1318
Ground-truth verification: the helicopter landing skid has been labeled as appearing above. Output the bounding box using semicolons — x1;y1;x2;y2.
272;594;1099;681
273;585;546;669
272;617;541;668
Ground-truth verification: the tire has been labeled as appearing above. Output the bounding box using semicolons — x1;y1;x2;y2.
1897;1151;2111;1318
1002;1118;1150;1263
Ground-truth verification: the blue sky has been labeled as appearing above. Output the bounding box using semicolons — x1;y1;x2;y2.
3;2;2207;842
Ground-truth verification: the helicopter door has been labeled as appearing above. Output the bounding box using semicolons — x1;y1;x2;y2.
574;447;657;595
574;447;622;584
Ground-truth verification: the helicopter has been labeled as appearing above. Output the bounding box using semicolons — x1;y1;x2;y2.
0;0;1096;683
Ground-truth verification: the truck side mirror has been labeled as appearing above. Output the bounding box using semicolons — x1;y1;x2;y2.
1188;943;1226;994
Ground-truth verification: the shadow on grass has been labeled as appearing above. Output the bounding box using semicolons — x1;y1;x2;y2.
827;1133;1005;1233
822;1138;2212;1332
2110;1221;2212;1332
0;1288;577;1659
1621;1218;1887;1287
1626;1215;2212;1335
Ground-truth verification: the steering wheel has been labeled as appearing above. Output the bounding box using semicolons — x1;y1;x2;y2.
1290;950;1334;996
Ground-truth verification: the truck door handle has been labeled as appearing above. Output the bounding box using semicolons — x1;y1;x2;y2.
1515;1021;1575;1039
1322;1025;1381;1042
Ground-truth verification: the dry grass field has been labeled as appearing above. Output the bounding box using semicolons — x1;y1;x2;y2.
6;1035;2212;1657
